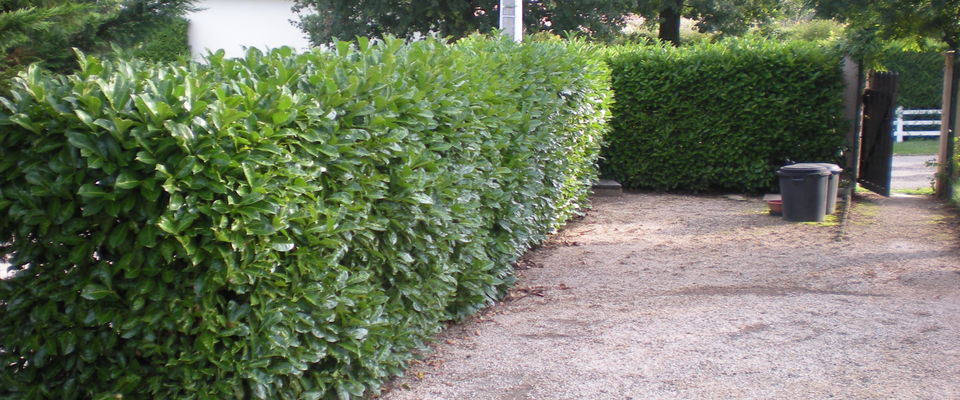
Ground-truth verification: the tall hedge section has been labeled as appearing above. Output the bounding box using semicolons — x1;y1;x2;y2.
877;47;944;109
602;39;846;192
0;36;610;399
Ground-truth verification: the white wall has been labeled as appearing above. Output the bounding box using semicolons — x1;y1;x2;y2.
187;0;312;59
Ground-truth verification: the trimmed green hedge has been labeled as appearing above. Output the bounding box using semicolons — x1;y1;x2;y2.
601;39;846;193
0;36;610;399
877;47;944;109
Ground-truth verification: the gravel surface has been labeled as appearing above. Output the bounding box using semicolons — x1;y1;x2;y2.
892;155;937;190
380;191;960;400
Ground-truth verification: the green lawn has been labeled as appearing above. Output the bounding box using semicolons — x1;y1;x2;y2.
893;138;939;155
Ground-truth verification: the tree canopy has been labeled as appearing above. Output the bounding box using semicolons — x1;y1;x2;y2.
291;0;641;44
291;0;788;45
632;0;786;45
814;0;959;51
1;0;196;73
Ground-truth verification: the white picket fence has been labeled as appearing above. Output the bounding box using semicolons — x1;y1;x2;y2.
893;107;942;142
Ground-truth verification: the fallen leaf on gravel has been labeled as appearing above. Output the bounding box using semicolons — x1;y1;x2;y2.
506;286;547;301
545;239;581;247
513;258;540;270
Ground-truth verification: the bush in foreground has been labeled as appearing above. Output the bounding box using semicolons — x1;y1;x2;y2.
0;36;610;399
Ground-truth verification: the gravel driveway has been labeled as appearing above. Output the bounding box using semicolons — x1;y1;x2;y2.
380;191;960;399
892;155;937;191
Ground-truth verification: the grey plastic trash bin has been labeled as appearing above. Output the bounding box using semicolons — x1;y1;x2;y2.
776;163;830;222
805;163;842;214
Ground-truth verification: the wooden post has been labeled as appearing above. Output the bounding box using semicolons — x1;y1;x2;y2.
837;56;865;240
499;0;522;43
841;56;862;175
937;51;958;199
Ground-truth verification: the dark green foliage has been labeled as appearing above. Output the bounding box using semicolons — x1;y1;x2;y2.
774;19;844;42
626;0;789;45
131;17;190;62
0;2;87;52
291;0;793;46
291;0;637;44
528;0;638;39
0;36;610;399
601;39;845;192
1;0;196;73
681;0;785;36
877;48;944;109
292;0;497;44
813;0;960;49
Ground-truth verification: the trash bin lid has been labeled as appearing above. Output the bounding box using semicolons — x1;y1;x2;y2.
776;163;830;176
801;162;843;174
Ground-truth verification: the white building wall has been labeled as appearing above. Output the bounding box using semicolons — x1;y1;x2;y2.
187;0;312;59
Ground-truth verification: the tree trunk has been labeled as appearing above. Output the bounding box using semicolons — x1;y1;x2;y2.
658;0;682;46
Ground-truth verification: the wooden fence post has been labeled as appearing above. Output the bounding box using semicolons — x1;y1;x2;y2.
937;51;958;199
842;55;862;176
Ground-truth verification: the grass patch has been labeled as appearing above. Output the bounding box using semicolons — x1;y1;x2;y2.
952;179;960;205
855;183;935;196
857;201;881;215
892;187;935;195
847;199;881;225
893;138;939;155
799;213;840;226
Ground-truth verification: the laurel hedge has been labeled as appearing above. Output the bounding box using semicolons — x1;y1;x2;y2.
601;39;846;192
0;36;610;399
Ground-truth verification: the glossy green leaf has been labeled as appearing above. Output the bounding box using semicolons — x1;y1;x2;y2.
80;284;114;300
115;172;140;189
77;183;113;199
271;242;295;252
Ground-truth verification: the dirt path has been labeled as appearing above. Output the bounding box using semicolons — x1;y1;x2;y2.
380;192;960;399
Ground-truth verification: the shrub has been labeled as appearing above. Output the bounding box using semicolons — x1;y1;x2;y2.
601;39;846;193
776;19;844;42
132;17;192;62
877;45;944;109
0;36;610;399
